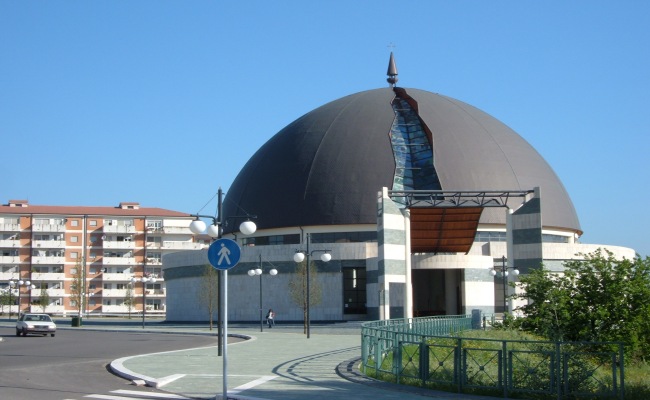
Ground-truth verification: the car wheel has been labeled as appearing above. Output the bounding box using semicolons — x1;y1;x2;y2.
22;328;27;337
16;329;20;336
51;333;55;337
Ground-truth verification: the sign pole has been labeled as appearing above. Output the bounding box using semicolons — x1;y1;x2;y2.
222;269;228;400
207;238;241;400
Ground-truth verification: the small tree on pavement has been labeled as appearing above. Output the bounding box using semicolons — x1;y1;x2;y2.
288;259;322;334
124;283;135;319
36;284;50;313
70;259;85;317
198;265;219;330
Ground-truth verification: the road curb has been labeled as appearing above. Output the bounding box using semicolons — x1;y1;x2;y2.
109;334;254;388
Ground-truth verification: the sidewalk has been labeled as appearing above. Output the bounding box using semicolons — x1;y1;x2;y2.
112;323;499;400
2;318;498;400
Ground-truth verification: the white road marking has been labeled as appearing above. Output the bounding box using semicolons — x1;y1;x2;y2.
85;389;192;399
112;389;192;399
230;375;277;394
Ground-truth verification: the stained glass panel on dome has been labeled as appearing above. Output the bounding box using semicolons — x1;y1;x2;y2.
389;97;441;196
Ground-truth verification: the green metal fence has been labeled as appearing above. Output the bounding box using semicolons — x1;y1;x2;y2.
361;315;625;399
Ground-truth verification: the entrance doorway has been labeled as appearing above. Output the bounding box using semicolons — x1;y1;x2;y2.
412;269;462;316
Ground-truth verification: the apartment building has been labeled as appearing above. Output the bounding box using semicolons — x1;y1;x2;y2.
0;199;207;317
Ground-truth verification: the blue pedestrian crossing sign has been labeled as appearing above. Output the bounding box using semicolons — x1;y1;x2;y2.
207;238;241;270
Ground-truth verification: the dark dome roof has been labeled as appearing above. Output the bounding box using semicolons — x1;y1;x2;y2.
224;87;581;233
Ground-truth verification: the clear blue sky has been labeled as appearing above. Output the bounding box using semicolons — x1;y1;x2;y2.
2;2;648;257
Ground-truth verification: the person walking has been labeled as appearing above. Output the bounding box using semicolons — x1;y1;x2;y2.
266;308;275;328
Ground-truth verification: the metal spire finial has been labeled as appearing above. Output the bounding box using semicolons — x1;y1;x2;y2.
387;51;398;87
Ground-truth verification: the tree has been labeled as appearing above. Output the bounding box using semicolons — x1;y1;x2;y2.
0;289;11;315
514;249;650;360
288;258;322;334
70;259;85;317
36;284;50;313
197;265;219;330
124;283;135;319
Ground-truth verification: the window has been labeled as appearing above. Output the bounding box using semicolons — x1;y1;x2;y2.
474;231;507;242
147;220;162;229
117;283;128;290
242;234;300;246
104;283;112;289
312;231;377;244
71;220;79;227
147;252;162;262
89;220;97;226
71;236;78;243
343;266;367;314
71;252;78;259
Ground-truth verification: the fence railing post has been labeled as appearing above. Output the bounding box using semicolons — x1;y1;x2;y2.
419;339;428;384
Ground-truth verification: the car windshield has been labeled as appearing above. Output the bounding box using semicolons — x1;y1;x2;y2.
24;314;52;322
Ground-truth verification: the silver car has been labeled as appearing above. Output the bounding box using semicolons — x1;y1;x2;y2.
16;313;57;337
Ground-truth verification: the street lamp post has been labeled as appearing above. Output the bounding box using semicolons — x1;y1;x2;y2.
86;292;94;318
188;187;257;400
8;280;16;317
248;255;278;332
490;256;519;314
293;233;331;339
189;187;257;357
15;280;35;317
131;276;157;329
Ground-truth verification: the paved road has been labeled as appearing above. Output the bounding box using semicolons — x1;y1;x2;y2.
0;325;217;400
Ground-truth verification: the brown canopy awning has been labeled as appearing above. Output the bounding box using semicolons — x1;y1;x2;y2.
409;207;483;254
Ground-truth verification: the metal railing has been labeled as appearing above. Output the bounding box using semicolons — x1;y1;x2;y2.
361;315;624;399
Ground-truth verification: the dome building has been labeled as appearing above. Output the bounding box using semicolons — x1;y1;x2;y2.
164;54;635;322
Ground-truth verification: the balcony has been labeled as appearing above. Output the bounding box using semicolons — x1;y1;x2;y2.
146;242;162;249
103;241;136;250
102;289;129;297
102;257;136;265
161;241;203;250
102;273;133;281
0;239;20;247
102;305;139;313
0;274;15;281
146;289;166;296
0;256;21;264
31;288;65;297
30;305;64;314
161;226;192;234
0;223;20;232
146;258;162;265
33;240;65;249
32;256;65;264
31;272;66;281
32;224;66;233
103;225;136;233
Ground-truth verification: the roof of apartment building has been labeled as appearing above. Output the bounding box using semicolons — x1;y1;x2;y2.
1;200;190;218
